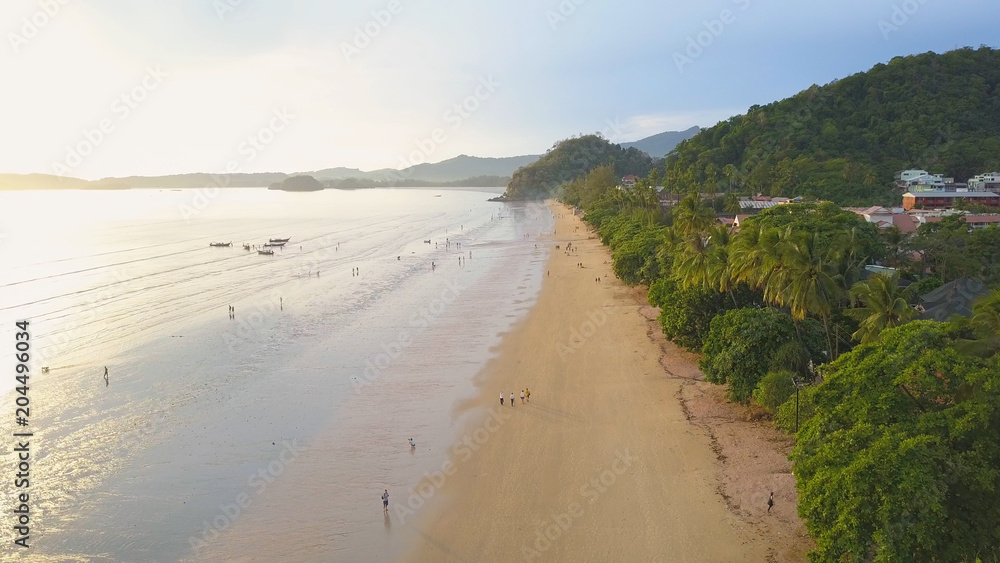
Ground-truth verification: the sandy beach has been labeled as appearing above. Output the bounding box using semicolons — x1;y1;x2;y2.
407;201;777;562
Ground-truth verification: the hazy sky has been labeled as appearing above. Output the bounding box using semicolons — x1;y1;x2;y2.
1;0;996;179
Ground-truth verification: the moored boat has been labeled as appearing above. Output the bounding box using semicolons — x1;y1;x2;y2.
269;237;291;243
258;249;274;255
264;242;286;247
210;242;233;247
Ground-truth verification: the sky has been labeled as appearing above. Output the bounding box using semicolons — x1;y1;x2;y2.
0;0;997;179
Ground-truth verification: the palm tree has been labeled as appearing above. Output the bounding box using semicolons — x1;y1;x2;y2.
672;194;715;237
776;232;844;360
674;233;714;291
846;273;917;345
723;164;738;191
723;192;741;216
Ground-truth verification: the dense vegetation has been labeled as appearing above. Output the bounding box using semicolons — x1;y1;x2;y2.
503;135;654;200
663;47;1000;205
563;159;1000;560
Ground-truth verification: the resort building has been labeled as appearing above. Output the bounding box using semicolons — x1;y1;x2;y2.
969;172;1000;192
621;174;638;188
901;190;1000;210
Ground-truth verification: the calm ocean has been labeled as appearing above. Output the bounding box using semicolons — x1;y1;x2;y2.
0;187;552;561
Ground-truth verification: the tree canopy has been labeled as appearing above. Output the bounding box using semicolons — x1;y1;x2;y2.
793;321;1000;561
662;47;1000;205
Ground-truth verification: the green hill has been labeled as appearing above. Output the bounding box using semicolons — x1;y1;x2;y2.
663;47;1000;206
503;135;654;200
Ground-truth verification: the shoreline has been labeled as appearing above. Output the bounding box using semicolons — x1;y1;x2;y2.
406;201;776;562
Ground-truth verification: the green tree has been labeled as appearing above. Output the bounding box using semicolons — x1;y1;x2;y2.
672;194;715;237
700;307;825;403
846;272;917;344
793;321;1000;562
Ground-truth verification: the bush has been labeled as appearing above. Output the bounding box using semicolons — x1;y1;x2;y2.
752;371;796;414
774;384;816;433
658;284;729;352
701;308;824;403
913;276;943;295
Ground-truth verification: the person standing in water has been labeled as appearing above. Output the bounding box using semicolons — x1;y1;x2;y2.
103;367;109;387
382;490;390;514
409;438;416;448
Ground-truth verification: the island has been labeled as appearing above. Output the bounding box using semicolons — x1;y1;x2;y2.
268;175;325;192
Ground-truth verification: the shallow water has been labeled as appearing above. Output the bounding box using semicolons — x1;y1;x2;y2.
0;187;552;561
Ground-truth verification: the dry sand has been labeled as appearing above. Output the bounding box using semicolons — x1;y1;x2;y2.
406;201;799;562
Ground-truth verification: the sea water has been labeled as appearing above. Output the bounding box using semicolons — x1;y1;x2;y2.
0;187;552;561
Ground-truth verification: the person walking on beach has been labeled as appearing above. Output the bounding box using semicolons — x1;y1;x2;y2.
767;492;774;513
510;392;515;407
525;388;530;402
520;390;525;404
103;366;109;387
382;490;390;514
500;392;504;406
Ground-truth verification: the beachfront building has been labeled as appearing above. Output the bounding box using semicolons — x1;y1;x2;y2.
969;172;1000;192
621;175;638;188
901;190;1000;210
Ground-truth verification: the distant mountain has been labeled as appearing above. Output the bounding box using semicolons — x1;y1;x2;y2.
503;135;654;200
89;173;288;189
0;173;89;190
621;126;701;157
306;154;541;184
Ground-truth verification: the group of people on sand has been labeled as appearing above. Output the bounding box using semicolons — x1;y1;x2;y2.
500;388;529;406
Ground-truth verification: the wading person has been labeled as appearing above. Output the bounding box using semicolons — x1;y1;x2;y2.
382;490;389;514
104;366;109;387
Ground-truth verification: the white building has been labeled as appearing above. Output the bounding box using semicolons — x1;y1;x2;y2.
969;172;1000;192
898;170;931;182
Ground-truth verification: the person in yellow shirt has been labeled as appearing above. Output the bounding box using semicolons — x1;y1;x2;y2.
525;388;530;402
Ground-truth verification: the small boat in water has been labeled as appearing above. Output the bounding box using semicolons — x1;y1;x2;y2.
269;237;291;243
258;249;274;255
243;244;251;251
264;242;286;248
210;242;233;247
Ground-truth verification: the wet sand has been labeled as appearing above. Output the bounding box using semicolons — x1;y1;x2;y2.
407;202;771;562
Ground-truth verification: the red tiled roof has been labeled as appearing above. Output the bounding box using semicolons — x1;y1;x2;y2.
893;214;918;233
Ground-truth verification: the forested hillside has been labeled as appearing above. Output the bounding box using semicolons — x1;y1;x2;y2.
503;135;654;200
664;47;1000;205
